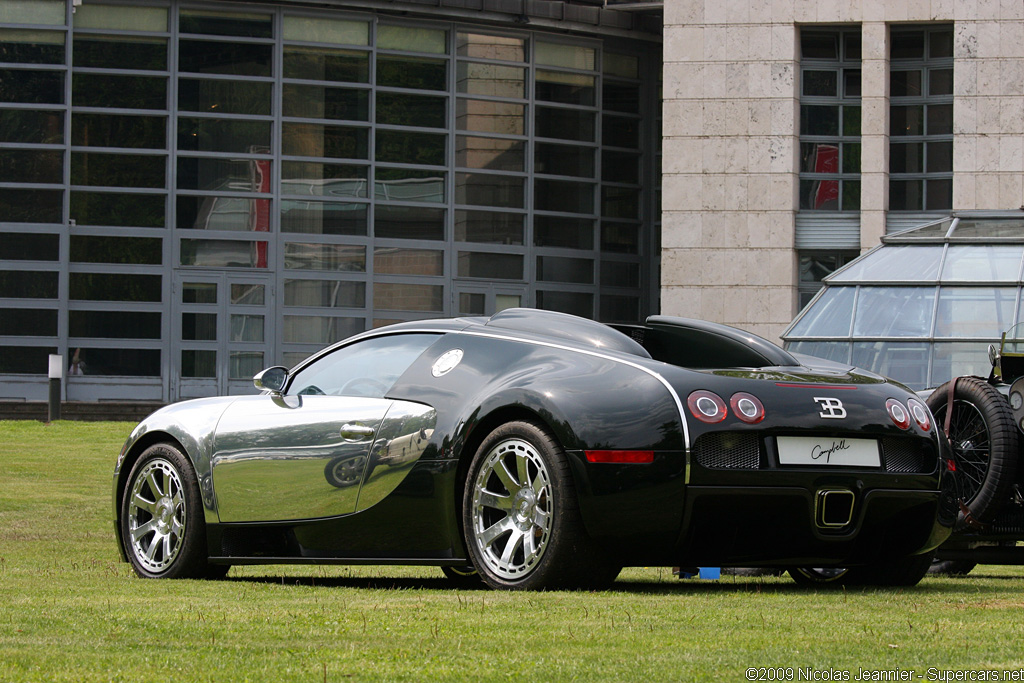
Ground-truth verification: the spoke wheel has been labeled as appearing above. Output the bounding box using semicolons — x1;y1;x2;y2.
462;420;618;591
121;443;222;579
324;454;366;488
927;378;1018;525
470;437;553;581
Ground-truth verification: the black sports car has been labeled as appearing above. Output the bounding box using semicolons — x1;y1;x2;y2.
113;309;956;590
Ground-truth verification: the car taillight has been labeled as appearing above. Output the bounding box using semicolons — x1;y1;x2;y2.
907;398;932;432
886;398;911;430
730;392;765;424
687;390;727;423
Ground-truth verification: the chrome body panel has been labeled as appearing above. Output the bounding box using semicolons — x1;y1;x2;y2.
356;402;437;512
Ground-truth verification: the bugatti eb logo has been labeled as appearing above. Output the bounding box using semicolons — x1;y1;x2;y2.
814;397;847;419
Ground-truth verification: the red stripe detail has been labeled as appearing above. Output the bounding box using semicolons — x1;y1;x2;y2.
585;450;655;464
774;383;858;390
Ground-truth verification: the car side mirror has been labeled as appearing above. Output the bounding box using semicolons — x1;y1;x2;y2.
254;366;289;395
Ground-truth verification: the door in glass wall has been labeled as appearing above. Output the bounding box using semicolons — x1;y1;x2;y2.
454;283;524;317
173;272;273;400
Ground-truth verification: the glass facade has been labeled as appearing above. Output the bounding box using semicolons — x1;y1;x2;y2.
783;215;1024;391
0;1;660;402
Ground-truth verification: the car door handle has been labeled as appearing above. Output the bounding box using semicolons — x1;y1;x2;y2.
340;424;375;441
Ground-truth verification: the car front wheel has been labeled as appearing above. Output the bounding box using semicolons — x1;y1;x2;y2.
121;443;224;579
462;420;618;590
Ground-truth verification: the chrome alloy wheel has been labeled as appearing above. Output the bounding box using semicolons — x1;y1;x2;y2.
126;458;187;574
470;437;553;580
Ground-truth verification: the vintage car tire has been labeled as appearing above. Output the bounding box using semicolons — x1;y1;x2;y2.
440;565;483;587
323;454;367;488
926;377;1019;525
462;420;618;590
121;443;218;579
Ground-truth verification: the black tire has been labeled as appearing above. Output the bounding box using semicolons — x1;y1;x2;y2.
926;377;1018;525
440;565;483;587
788;567;852;587
324;454;366;488
120;443;222;579
790;553;933;588
461;420;618;590
928;559;977;576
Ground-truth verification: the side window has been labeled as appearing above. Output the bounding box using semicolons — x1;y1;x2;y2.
288;333;440;397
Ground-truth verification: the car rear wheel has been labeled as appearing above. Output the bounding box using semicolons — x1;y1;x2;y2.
121;443;223;579
926;377;1018;526
790;553;933;588
788;567;851;586
462;420;618;590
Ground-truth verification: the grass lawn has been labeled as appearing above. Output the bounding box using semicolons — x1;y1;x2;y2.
1;420;1023;682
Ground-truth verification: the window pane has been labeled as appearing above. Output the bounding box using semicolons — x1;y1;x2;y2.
70;235;161;264
535;70;595;106
283;46;369;83
852;341;929;390
281;200;367;235
0;109;62;143
178;157;271;193
176;197;271;231
537;107;594;142
456;136;524;171
375;205;445;240
602;261;640;288
284;279;364;308
281;161;366;198
373;283;443;312
180;10;272;39
377;56;446;90
374;247;443;276
71;152;166;188
843;70;861;98
284;243;365;271
1;188;62;223
282;122;368;159
283;16;368;46
841;180;860;211
0;69;63;104
927;141;952;173
889;179;923;211
602;114;637;148
455;210;523;244
801;33;838;60
601;186;638;219
231;283;264;305
0;308;57;336
836;245;943;282
178;78;271;115
73;113;165;149
930;68;953;96
603;151;639;184
65;348;160;376
535;143;594;178
803;70;837;97
69;310;161;339
892;32;925;60
378;25;447;54
536;290;593;317
601;222;639;254
69;273;162;302
536;42;594;70
891;106;924;136
0;28;64;63
283;83;368;121
178;39;272;77
230;351;263;379
376;92;446;128
890;70;922;97
535;179;594;213
457;251;522;279
284;315;363;344
927;104;953;135
230;314;264;342
456;99;524;135
0;233;59;260
853;287;934;337
931;31;953;59
941;246;1023;281
800;105;838;136
926;178;952;211
800;179;839;210
0;0;65;26
890;142;923;174
456;173;523;208
800;143;838;174
179;239;269;268
456;62;525;98
374;168;444;202
788;287;856;337
73;74;166;110
537;255;592;284
73;36;167;70
535;216;593;249
179;118;271;153
0;149;62;183
841;143;860;174
73;4;166;31
182;282;217;303
603;82;640;114
70;192;164;228
181;349;215;378
456;32;525;61
0;270;58;298
0;345;57;374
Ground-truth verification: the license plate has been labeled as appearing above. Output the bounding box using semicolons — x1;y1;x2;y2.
777;436;880;467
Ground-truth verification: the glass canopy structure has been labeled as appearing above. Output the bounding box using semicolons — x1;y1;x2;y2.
782;213;1024;391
